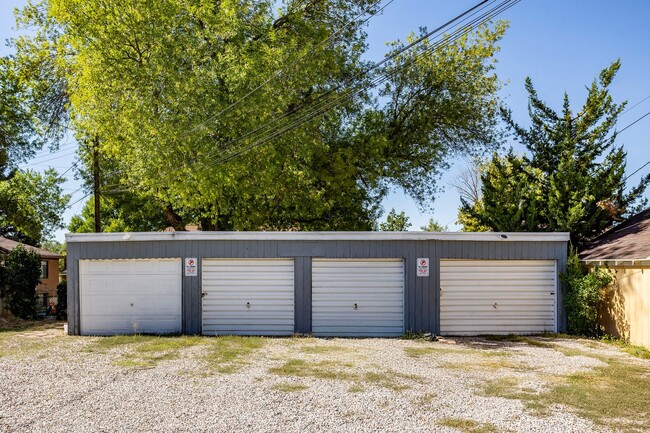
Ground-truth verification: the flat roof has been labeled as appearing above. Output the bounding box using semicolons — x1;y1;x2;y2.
66;231;570;243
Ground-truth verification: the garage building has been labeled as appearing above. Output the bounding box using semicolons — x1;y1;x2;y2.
66;231;569;336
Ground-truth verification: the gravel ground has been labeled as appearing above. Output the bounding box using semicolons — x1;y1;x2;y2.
0;324;647;433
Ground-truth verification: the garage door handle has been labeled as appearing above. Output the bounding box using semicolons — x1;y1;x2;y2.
493;303;498;309
246;302;251;308
202;292;207;298
550;292;555;295
353;303;358;310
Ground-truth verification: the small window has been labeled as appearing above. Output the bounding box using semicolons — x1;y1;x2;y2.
40;261;48;279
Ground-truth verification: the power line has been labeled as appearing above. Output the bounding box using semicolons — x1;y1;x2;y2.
624;161;650;182
188;0;398;140
208;0;501;164
210;0;515;165
618;109;650;135
621;94;650;116
19;150;78;168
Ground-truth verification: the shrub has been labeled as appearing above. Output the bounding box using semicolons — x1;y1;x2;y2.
561;249;613;337
56;280;67;320
0;245;42;319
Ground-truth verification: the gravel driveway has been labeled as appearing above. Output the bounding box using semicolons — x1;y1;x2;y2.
1;322;648;433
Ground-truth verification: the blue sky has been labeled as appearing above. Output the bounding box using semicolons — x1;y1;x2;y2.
2;0;650;239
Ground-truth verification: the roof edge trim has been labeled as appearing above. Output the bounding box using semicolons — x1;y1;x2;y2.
65;231;570;243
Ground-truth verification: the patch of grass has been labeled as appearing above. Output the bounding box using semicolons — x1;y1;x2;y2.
364;371;410;391
299;345;351;354
599;336;650;360
101;336;207;369
204;336;265;373
271;382;308;392
443;356;525;372
0;337;50;358
483;334;552;348
404;346;437;358
551;345;596;358
482;359;650;431
83;335;157;352
271;359;423;392
414;392;437;407
348;383;365;393
438;417;498;433
270;359;356;381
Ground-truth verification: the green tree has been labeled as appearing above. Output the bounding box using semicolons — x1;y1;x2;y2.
459;62;649;245
421;218;447;232
16;1;508;230
0;244;42;319
379;208;411;231
1;33;69;244
68;192;171;233
0;169;69;245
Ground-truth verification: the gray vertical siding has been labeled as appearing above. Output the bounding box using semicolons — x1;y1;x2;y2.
67;238;568;336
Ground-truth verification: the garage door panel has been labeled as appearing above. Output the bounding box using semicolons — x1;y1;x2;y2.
202;259;294;336
312;259;404;337
80;259;182;335
440;260;556;336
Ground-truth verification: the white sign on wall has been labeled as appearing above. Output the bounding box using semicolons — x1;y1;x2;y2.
417;258;429;277
185;258;198;276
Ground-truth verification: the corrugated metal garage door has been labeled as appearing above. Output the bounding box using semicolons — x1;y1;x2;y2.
79;259;182;335
440;260;556;335
312;259;404;337
202;259;294;336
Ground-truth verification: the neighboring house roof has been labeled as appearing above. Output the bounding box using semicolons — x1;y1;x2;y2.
0;236;63;259
580;208;650;261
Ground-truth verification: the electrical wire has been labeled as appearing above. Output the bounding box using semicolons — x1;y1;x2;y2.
209;0;516;165
621;94;650;116
205;0;501;164
618;109;650;135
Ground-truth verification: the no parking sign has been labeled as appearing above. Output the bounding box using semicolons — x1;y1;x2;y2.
185;258;198;276
417;258;429;277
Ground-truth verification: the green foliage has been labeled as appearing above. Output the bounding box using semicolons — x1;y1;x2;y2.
55;279;66;320
68;193;170;233
459;62;649;245
0;168;69;244
420;218;447;232
1;46;69;244
14;1;508;230
379;208;411;231
0;245;42;319
560;250;613;337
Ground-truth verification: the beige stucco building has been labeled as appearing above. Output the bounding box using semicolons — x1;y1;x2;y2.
581;209;650;349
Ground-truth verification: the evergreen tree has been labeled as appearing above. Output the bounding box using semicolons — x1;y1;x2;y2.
379;209;411;231
459;61;649;245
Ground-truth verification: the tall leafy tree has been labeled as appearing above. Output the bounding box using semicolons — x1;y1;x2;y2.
459;61;649;245
0;54;69;244
16;1;508;230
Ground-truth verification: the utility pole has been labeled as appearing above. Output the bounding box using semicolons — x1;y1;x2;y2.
92;136;101;233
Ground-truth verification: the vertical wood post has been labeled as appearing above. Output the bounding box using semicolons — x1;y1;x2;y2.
92;136;101;233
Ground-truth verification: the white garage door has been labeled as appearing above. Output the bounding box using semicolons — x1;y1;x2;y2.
440;260;557;335
312;259;404;337
80;259;182;335
202;259;294;336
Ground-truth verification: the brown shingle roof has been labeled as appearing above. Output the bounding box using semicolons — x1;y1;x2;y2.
580;208;650;260
0;236;63;259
